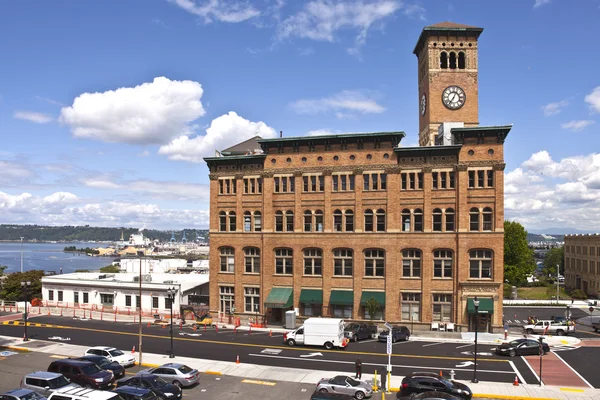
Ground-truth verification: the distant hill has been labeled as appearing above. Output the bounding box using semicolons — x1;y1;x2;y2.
0;224;209;243
527;233;564;243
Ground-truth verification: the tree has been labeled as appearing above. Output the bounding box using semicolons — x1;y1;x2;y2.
504;221;536;286
99;265;120;273
364;297;381;321
543;247;564;277
0;266;7;275
0;270;45;301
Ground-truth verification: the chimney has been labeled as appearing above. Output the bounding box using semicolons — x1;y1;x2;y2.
280;130;283;138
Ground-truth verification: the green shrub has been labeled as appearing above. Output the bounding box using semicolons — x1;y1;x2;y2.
503;285;513;299
570;289;587;299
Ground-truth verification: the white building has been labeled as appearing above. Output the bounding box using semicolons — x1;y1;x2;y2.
41;272;209;313
119;258;187;274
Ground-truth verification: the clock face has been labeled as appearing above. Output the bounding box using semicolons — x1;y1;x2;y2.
420;94;427;116
442;86;466;110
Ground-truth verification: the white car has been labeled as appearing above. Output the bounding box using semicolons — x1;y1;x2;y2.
84;346;135;367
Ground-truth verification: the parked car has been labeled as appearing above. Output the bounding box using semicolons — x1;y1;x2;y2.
495;339;549;357
522;320;575;336
116;373;181;399
46;387;124;400
84;347;135;367
315;376;373;400
112;386;161;400
20;371;80;398
47;359;115;390
0;388;47;400
378;326;410;343
139;364;199;388
73;356;125;379
407;392;463;400
397;373;472;400
344;323;377;342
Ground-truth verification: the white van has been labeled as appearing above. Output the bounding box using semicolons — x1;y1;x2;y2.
48;387;124;400
284;317;348;350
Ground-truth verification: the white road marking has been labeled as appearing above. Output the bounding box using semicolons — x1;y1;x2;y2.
422;342;445;347
456;343;474;349
456;361;475;368
393;340;411;346
509;360;525;385
552;351;594;388
520;355;541;384
299;352;323;358
260;348;282;355
356;339;378;344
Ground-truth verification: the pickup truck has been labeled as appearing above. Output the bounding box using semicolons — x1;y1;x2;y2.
344;323;378;342
522;320;575;336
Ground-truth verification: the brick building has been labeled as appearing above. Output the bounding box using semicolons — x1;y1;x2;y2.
564;234;600;298
205;22;511;332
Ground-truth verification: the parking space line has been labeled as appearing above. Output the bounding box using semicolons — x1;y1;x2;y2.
242;379;276;386
355;339;378;344
456;343;474;349
422;342;445;347
392;341;411;346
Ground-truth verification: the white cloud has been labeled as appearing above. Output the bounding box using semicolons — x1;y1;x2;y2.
541;100;568;116
306;129;338;136
59;77;205;145
13;111;54;124
403;3;426;20
585;86;600;113
290;90;385;117
170;0;260;23
35;96;64;106
159;111;277;163
533;0;551;8
0;161;34;185
276;0;401;53
80;177;210;202
560;120;594;131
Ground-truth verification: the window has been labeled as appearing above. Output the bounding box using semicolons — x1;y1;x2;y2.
376;209;386;232
244;287;260;313
303;303;322;317
244;247;260;274
401;172;423;190
58;291;63;302
469;249;493;279
219;211;236;232
433;209;442;232
303;174;324;192
83;292;89;303
218;177;236;195
333;249;353;276
469;207;480;231
243;211;262;232
433;208;455;232
402;209;411;232
125;295;132;307
433;250;453;278
402;249;421;278
365;249;385;277
440;51;448;69
482;207;493;231
402;208;423;232
458;51;466;69
449;51;457;69
402;293;421;321
433;294;452;322
152;297;159;309
275;211;283;232
445;208;455;232
285;210;294;231
333;209;355;232
165;297;173;310
364;209;374;232
220;286;234;314
275;248;293;275
243;177;262;194
275;210;294;232
333;210;342;232
468;169;494;188
48;290;54;301
414;209;423;232
332;304;352;318
332;173;355;192
470;207;494;232
432;171;455;189
100;293;114;306
345;210;354;232
303;249;322;275
229;211;236;231
303;210;324;232
244;211;252;232
220;247;235;273
136;296;141;308
219;211;227;231
254;211;262;231
274;175;295;193
487;170;494;187
363;172;387;191
74;292;79;304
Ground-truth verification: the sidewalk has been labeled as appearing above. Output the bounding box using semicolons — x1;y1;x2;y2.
1;333;598;400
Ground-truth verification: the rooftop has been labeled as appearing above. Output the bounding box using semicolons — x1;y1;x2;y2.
413;21;483;55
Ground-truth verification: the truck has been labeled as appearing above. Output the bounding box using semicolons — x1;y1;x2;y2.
344;322;378;342
283;318;348;350
522;320;575;336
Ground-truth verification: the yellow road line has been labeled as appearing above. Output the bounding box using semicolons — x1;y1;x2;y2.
205;370;223;376
241;379;276;386
559;388;585;392
50;355;68;359
0;323;508;363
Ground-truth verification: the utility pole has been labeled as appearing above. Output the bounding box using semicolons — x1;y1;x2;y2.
20;237;24;273
138;251;143;367
556;264;560;305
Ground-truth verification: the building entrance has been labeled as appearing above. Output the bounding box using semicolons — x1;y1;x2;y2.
469;313;491;332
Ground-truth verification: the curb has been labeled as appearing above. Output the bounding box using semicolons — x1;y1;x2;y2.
205;370;223;376
1;345;31;352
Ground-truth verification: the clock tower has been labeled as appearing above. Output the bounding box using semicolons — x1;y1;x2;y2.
414;22;483;146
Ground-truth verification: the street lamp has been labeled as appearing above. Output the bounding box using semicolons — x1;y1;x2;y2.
538;336;544;386
472;296;480;384
21;281;31;341
136;251;144;367
167;287;176;358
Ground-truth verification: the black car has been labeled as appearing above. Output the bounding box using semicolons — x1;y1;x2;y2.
74;355;126;379
117;373;181;399
378;326;410;342
495;338;549;357
47;359;114;390
397;373;472;400
113;385;162;400
406;391;463;400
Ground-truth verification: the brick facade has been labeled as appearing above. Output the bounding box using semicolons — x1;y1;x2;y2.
564;234;600;298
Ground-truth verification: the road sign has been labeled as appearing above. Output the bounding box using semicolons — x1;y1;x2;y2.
384;322;393;330
590;306;594;312
386;333;392;355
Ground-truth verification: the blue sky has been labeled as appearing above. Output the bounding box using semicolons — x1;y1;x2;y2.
1;0;599;233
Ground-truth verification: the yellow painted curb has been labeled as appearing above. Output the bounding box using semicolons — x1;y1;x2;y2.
204;370;223;376
4;346;31;352
473;394;558;400
138;363;160;368
390;387;400;392
560;388;584;392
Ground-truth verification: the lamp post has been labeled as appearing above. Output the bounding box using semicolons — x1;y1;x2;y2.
538;336;544;386
167;287;176;358
472;296;480;384
21;281;31;341
136;251;144;367
20;237;24;273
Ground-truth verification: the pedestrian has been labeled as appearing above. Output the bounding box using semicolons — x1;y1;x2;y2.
355;358;362;379
503;321;509;340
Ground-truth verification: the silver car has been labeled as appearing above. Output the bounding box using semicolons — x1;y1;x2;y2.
0;388;47;400
139;364;200;388
20;372;80;398
315;376;373;400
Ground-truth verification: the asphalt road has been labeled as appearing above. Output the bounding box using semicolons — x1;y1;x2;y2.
0;316;539;386
503;306;600;339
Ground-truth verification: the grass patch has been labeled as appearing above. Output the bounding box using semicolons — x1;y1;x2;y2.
517;286;572;300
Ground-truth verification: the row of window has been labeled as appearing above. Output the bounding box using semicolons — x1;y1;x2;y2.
566;258;597;275
218;207;494;233
219;247;493;279
565;244;600;257
46;290;171;309
219;286;455;322
217;169;494;195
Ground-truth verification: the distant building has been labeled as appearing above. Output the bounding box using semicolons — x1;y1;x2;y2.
564;234;600;298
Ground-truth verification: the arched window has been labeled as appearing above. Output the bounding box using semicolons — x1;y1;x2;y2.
482;207;493;231
414;208;423;232
275;211;283;232
469;249;493;279
315;210;324;232
402;249;421;278
219;211;227;232
376;209;386;232
253;211;262;232
433;249;453;278
458;51;466;69
219;247;235;273
364;249;385;277
285;210;294;231
449;52;457;69
364;209;374;232
345;210;354;232
303;248;322;275
333;248;353;276
304;210;313;232
432;208;443;232
445;208;455;232
244;211;252;232
440;51;448;69
402;209;411;232
333;210;343;232
229;212;236;232
244;247;260;274
469;207;480;231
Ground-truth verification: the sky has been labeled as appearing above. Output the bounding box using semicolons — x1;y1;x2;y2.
1;0;600;234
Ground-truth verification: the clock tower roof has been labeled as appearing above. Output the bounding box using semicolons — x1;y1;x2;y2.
413;21;483;55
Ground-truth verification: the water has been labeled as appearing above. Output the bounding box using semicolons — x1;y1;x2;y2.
0;242;115;274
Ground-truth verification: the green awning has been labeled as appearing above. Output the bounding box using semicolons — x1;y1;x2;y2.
330;290;354;306
264;287;293;308
467;298;494;314
299;289;323;304
360;291;386;306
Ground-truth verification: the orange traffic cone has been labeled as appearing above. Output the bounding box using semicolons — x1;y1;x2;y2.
269;330;272;337
439;370;443;377
131;346;135;354
147;321;151;328
236;355;240;364
513;376;519;386
193;325;197;331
